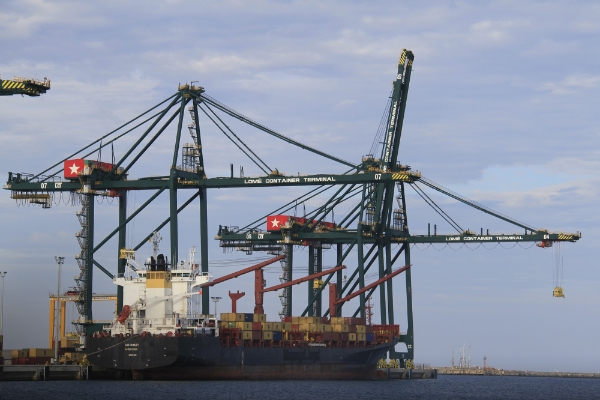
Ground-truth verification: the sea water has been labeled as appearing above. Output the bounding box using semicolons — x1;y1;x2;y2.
1;375;599;400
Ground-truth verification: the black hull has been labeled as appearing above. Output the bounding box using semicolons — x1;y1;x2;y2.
87;336;396;380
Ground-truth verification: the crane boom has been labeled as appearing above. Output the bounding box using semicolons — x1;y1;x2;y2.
1;76;51;96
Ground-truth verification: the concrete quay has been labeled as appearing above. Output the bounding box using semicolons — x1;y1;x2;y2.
437;367;600;379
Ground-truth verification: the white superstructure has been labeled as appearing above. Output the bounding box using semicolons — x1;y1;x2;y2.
107;247;214;337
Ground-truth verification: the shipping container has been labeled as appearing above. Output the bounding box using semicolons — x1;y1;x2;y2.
291;324;299;332
261;322;272;331
356;325;366;334
309;323;324;333
323;332;339;341
243;322;252;331
253;314;266;323
220;313;232;321
282;322;292;331
324;324;333;332
272;331;283;341
366;325;373;334
251;331;261;341
320;317;329;324
12;358;19;365
18;349;28;358
299;323;311;332
252;322;262;330
272;322;282;331
235;313;245;322
357;333;366;342
347;325;357;333
366;333;374;342
282;316;292;323
349;333;357;342
263;331;273;341
244;313;254;322
11;350;18;358
242;331;252;340
291;316;300;324
340;333;349;341
333;324;349;333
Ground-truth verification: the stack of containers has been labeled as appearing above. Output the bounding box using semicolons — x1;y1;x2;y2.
220;312;391;346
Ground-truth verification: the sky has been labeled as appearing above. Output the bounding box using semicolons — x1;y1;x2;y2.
1;0;599;372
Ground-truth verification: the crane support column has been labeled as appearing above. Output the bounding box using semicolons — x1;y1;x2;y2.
84;195;94;334
316;247;323;316
200;188;209;314
117;192;127;312
307;245;315;316
378;239;387;324
385;236;395;323
285;245;293;317
336;244;343;317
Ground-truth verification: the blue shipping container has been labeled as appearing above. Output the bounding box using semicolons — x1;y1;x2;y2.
244;313;253;322
273;331;282;341
366;333;373;342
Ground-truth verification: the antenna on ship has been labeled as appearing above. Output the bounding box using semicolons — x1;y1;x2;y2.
150;231;162;259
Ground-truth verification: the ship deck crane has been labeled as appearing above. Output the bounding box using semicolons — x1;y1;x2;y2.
4;51;580;367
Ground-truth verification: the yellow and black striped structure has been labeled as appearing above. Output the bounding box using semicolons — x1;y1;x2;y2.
0;76;51;97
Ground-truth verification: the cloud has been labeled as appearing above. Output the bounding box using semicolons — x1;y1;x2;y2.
541;75;600;94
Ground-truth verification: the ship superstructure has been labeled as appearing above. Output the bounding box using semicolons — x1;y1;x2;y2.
108;247;213;338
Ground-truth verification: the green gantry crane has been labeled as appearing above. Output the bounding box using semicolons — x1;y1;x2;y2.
4;50;580;366
1;76;50;96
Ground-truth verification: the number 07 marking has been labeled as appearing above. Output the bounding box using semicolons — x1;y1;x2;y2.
374;174;381;180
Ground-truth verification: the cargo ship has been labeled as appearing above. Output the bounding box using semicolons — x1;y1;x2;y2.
87;250;400;380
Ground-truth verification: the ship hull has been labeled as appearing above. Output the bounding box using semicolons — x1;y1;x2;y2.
87;335;395;380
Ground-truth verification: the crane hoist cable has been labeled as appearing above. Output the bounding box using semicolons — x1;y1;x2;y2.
369;89;393;157
198;104;270;175
239;167;356;233
418;176;537;233
203;102;272;174
200;93;357;168
553;241;565;298
410;182;463;233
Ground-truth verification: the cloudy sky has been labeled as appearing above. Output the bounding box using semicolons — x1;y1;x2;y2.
1;1;599;372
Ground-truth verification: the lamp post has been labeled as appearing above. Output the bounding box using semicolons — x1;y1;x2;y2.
0;271;7;336
54;257;64;363
211;296;221;318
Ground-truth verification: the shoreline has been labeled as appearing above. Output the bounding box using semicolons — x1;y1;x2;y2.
437;367;600;379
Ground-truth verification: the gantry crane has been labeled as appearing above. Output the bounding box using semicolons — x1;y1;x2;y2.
1;76;50;96
3;50;580;366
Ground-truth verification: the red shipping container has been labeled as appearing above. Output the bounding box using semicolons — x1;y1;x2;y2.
366;325;373;334
340;333;349;341
320;317;329;324
291;324;299;332
252;322;262;330
12;358;19;365
283;316;292;323
252;331;261;341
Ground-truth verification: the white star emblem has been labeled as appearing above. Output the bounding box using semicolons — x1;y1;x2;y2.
270;218;281;228
69;162;80;175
